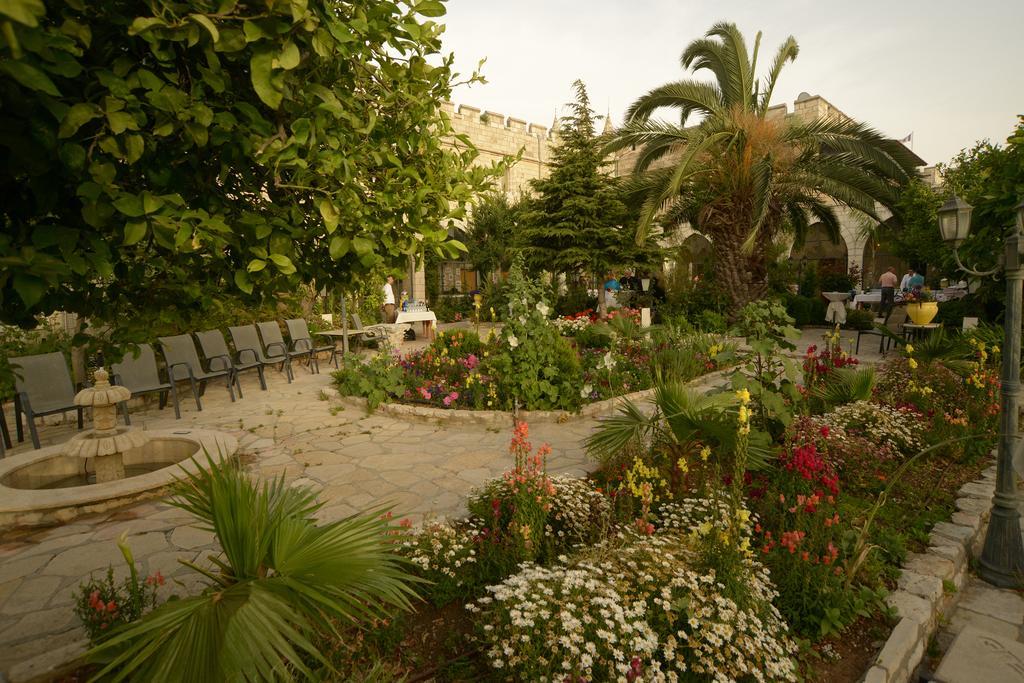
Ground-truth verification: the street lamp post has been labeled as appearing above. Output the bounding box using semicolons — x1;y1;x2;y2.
937;195;1024;588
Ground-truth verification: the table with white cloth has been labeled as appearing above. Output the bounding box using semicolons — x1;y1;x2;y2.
395;310;437;341
822;292;850;324
853;291;881;309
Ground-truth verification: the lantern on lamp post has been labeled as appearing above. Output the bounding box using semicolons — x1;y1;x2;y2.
937;195;1024;588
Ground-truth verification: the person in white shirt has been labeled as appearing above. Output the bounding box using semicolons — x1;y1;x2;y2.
899;269;914;292
381;275;396;323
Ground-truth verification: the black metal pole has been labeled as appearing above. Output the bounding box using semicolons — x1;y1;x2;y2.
978;227;1024;587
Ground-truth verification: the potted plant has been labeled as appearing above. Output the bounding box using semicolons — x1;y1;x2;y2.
903;288;938;324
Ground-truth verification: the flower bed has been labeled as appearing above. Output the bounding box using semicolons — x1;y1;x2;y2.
334;257;732;412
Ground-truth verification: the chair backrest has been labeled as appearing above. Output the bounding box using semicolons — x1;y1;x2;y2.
229;324;269;363
885;306;908;332
963;317;979;330
351;313;365;331
9;352;75;413
256;321;288;358
195;330;233;372
285;319;312;351
158;334;204;381
110;344;164;392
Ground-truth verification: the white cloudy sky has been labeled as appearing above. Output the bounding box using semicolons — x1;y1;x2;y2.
439;0;1024;167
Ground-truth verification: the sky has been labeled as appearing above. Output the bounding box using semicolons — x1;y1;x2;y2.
439;0;1024;167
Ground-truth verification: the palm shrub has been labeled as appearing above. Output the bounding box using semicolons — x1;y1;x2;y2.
87;459;420;682
605;22;920;312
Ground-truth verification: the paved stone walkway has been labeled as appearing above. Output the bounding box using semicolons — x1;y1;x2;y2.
929;573;1024;682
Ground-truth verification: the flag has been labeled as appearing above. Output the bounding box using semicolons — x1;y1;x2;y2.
898;132;913;145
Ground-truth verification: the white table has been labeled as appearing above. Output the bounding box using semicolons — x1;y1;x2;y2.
822;292;849;324
395;310;437;340
853;292;881;308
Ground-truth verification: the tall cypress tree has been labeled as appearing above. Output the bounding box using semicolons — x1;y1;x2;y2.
519;80;630;313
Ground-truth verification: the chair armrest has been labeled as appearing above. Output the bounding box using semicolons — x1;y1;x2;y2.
265;341;287;357
206;354;232;373
167;362;194;381
291;338;312;352
236;348;259;364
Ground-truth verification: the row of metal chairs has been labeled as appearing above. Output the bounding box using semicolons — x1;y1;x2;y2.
1;319;337;453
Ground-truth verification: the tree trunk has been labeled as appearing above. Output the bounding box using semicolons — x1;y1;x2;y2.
711;223;769;316
597;284;607;317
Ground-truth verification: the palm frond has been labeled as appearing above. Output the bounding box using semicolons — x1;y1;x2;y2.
622;80;723;125
585;396;659;466
810;367;876;409
758;36;799;114
88;460;420;682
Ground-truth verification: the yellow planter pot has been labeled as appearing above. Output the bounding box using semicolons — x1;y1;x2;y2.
905;301;938;325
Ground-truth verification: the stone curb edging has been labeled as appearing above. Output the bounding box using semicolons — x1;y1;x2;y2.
324;369;732;426
862;460;997;683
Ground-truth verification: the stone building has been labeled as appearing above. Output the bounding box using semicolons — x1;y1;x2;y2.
425;92;931;298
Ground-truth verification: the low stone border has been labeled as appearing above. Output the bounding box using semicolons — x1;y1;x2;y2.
324;369;731;426
862;460;996;683
0;429;238;529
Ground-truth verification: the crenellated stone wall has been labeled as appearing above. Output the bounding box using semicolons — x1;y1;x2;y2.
441;102;557;197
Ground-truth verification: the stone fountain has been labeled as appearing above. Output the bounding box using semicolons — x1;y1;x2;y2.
61;367;150;483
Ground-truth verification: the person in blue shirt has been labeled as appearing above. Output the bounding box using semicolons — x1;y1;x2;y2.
908;271;925;290
604;275;621;292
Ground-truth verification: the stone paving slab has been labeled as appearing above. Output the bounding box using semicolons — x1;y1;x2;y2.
933;625;1024;682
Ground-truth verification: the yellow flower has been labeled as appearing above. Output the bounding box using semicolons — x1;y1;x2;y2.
905;344;914;355
735;509;751;524
677;457;689;474
993;345;1000;354
908;358;919;370
699;446;711;462
735;388;751;404
697;521;713;537
737;405;749;424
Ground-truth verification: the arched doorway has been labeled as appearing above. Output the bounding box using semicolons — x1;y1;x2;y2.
791;222;848;272
673;234;713;280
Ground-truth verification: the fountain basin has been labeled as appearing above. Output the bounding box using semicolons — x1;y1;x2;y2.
0;429;237;529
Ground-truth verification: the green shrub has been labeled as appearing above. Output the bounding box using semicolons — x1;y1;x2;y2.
332;353;407;410
554;286;596;317
844;308;875;330
485;255;584;411
429;329;484;357
694;309;727;332
574;323;613;349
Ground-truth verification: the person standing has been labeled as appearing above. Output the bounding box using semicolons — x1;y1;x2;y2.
900;268;914;292
908;270;925;290
878;266;898;315
381;275;396;323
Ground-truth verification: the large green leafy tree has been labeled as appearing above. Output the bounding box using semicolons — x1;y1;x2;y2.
606;22;921;312
882;118;1024;317
0;0;493;333
517;80;632;312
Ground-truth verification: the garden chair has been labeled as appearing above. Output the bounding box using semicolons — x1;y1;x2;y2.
196;329;267;391
9;351;84;450
256;321;316;375
158;334;236;412
110;343;181;422
855;306;907;355
285;318;339;370
350;313;392;347
228;324;294;383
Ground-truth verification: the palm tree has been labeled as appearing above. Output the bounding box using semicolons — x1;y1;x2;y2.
605;22;921;311
87;459;420;682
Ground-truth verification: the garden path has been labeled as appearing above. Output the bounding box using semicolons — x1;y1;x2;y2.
928;574;1024;682
0;363;730;680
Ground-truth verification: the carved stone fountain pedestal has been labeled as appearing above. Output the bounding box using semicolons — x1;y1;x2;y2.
61;368;149;484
